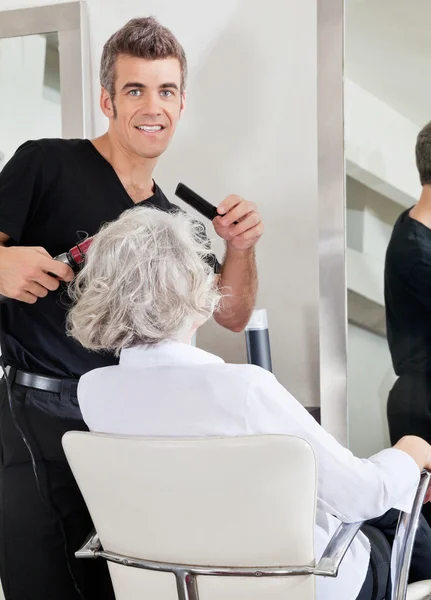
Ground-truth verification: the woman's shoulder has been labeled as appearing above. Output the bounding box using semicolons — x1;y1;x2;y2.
221;362;277;386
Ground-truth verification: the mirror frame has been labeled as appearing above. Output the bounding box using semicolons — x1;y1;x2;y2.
317;0;347;444
0;1;92;138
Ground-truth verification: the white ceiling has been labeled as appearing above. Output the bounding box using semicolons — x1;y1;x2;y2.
346;0;431;127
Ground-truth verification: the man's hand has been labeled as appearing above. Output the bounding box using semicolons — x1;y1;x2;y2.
0;246;74;304
213;195;263;251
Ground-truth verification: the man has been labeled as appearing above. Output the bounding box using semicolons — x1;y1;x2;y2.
0;17;263;600
385;120;431;524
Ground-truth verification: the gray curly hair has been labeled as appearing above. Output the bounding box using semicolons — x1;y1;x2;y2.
67;207;221;355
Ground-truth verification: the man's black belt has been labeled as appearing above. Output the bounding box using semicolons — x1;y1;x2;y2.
14;369;79;397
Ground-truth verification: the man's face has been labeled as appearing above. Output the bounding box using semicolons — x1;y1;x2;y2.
101;55;185;159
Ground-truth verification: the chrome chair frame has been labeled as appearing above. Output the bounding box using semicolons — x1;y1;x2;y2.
76;470;431;600
390;470;431;600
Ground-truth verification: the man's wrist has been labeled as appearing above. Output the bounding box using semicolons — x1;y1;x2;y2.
225;243;255;259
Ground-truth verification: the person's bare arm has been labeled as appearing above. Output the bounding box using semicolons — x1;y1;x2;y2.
395;435;431;471
0;231;73;304
212;195;262;332
395;436;431;503
214;247;257;332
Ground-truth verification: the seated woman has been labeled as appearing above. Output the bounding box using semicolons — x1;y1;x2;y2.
67;206;431;600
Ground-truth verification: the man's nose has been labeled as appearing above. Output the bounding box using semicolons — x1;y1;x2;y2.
141;93;162;115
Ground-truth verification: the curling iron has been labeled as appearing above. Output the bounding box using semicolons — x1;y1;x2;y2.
0;236;94;303
54;236;94;270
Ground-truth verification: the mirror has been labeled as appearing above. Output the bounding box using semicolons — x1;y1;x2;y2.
345;1;427;456
0;6;90;594
0;1;91;171
0;32;61;168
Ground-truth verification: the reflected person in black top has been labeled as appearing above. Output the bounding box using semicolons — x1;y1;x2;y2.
385;120;431;524
0;17;263;600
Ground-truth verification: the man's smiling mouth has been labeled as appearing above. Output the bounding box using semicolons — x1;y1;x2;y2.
135;125;164;132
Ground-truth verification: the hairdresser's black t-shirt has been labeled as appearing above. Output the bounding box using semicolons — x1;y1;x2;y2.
385;208;431;375
0;139;220;378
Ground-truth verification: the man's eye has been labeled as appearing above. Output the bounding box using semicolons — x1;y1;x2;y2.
129;89;141;97
160;90;173;98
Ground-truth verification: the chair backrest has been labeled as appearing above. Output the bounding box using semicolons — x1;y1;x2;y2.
63;433;317;600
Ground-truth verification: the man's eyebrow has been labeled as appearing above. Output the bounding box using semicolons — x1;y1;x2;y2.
160;82;179;90
121;82;180;92
121;82;146;91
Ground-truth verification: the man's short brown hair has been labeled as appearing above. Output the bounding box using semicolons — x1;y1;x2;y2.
100;17;188;98
416;121;431;186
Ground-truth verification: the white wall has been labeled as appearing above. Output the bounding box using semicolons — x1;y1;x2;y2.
0;0;322;407
347;324;395;457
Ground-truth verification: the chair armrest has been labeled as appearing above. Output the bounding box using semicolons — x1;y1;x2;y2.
75;529;101;559
314;470;431;590
314;521;365;577
390;469;431;600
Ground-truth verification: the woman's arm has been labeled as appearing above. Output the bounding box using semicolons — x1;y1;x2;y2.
246;369;427;522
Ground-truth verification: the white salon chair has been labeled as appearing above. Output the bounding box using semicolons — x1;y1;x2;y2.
62;433;431;600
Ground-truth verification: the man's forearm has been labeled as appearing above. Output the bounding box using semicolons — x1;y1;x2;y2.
214;245;257;332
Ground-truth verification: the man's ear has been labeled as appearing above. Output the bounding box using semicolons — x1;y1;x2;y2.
179;91;187;118
100;87;115;119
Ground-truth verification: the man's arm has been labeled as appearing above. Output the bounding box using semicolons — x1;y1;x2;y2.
214;247;257;332
0;231;73;303
406;259;431;309
396;206;431;309
212;195;263;332
0;142;74;303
